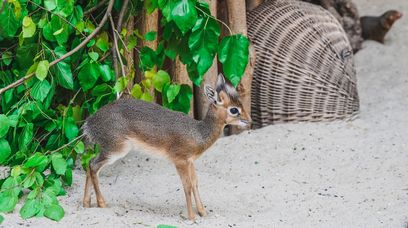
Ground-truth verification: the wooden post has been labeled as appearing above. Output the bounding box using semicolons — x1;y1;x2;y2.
226;0;255;134
124;16;135;95
194;0;218;120
141;9;159;101
173;57;194;117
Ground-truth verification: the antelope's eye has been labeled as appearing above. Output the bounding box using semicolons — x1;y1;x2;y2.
229;107;239;115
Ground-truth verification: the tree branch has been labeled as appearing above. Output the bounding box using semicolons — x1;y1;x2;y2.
109;15;127;86
0;0;115;95
111;0;129;81
84;0;108;16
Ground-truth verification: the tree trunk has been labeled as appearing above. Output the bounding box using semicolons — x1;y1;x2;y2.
226;0;255;134
173;57;194;117
194;0;218;120
246;0;264;11
141;9;159;101
124;16;135;96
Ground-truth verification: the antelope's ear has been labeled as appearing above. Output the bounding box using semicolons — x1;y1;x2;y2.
204;84;218;104
215;73;226;91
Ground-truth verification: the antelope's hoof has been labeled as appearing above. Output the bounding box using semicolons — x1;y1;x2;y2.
83;201;91;208
82;198;91;208
198;209;207;217
97;201;107;208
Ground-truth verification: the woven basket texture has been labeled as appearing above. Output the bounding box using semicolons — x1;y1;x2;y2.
247;0;360;128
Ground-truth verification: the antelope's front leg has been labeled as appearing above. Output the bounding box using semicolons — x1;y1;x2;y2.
189;163;207;217
176;162;195;220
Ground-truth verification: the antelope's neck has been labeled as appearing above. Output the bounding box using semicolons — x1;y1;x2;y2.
196;106;225;153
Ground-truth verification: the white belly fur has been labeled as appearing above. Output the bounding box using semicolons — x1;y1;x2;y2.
107;137;168;165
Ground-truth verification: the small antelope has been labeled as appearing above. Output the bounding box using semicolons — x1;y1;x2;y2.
82;74;251;220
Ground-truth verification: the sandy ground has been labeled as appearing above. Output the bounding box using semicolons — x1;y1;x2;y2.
3;0;408;227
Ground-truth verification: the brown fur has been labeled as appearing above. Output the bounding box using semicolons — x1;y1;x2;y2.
361;10;402;43
82;74;251;220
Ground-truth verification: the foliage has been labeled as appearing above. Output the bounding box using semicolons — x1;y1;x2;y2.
0;0;249;222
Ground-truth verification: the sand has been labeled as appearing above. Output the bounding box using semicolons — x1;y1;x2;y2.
2;0;408;227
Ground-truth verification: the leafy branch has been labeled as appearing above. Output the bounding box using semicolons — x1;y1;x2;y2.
0;0;115;95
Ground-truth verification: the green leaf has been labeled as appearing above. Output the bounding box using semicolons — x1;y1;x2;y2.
188;17;220;85
1;177;21;196
0;214;3;224
145;0;158;14
99;65;114;82
81;151;97;170
218;34;250;87
157;225;177;228
140;47;157;70
19;123;33;150
88;52;99;61
0;139;11;164
64;116;78;141
51;153;66;175
20;199;40;219
74;141;85;154
50;47;74;90
52;27;63;35
2;51;12;66
24;152;48;168
152;70;170;92
0;191;18;213
144;31;157;41
131;84;143;99
167;0;197;34
22;16;36;38
140;92;153;102
0;2;19;38
44;204;64;221
55;0;74;17
30;80;51;102
64;168;73;186
0;115;10;138
35;60;50;81
163;84;192;114
113;77;129;93
23;175;36;188
166;84;181;103
44;0;57;11
96;32;109;52
78;62;100;91
16;44;38;70
92;83;111;96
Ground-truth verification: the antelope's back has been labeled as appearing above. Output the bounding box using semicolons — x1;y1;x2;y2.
247;0;359;128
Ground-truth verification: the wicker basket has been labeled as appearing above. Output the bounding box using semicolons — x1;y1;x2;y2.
247;0;359;128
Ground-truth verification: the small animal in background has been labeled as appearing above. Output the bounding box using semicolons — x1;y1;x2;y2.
301;0;402;52
82;74;251;221
361;10;403;44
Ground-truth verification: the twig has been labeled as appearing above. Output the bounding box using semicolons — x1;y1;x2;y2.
0;0;115;95
46;134;85;155
195;6;233;35
111;0;129;83
109;15;126;99
117;0;129;33
84;0;108;16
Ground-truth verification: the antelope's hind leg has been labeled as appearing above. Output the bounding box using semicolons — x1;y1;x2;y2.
89;154;110;208
88;142;130;208
83;168;93;207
